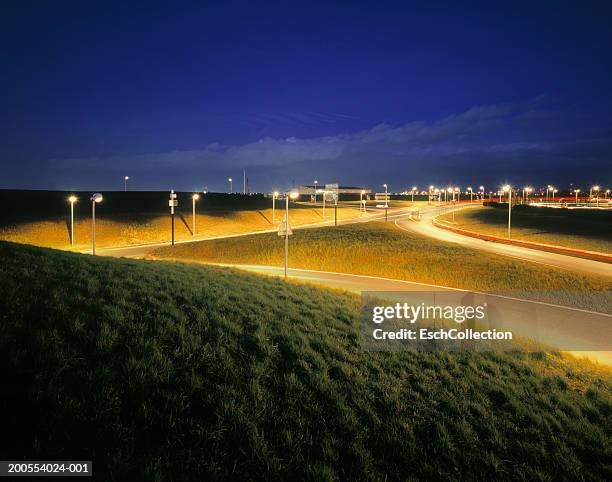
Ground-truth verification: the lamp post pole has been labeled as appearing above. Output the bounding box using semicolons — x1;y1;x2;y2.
90;193;103;255
575;189;580;205
192;194;199;236
68;195;77;245
272;191;278;223
503;185;512;238
228;178;233;193
314;180;318;204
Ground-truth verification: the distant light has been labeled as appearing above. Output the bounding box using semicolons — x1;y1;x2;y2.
502;185;510;192
273;191;279;197
192;193;200;200
68;195;78;203
124;176;129;181
383;183;387;188
361;189;366;194
289;191;299;199
228;178;232;182
467;186;472;191
593;185;600;191
91;193;103;203
412;186;417;191
479;185;484;190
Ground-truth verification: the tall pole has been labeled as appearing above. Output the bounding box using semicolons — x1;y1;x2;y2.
68;197;76;245
314;180;318;204
506;186;512;238
575;189;579;204
285;195;289;279
228;178;233;194
124;176;129;192
384;184;388;207
192;194;199;236
91;200;96;255
334;197;338;226
272;192;277;223
243;170;246;194
323;191;326;217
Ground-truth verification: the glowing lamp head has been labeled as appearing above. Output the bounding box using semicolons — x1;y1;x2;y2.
575;189;580;193
593;185;600;191
454;187;459;192
228;178;232;182
192;193;200;200
90;193;103;203
412;186;417;191
467;186;472;191
124;176;129;181
361;189;366;195
447;188;452;193
289;191;299;200
479;185;484;190
273;191;279;197
383;183;387;188
429;185;434;189
502;185;511;192
68;195;78;204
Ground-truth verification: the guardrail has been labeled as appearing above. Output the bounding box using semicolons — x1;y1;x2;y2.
432;216;612;264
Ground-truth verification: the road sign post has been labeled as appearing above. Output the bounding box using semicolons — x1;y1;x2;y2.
169;190;178;245
278;201;293;279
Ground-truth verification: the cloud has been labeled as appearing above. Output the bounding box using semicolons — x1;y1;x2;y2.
49;96;612;189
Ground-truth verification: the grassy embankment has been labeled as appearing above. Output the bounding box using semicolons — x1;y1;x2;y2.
0;240;610;480
0;190;362;250
438;205;612;254
151;222;612;312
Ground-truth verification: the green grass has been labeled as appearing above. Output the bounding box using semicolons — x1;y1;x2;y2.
1;241;611;480
150;222;612;312
438;206;612;254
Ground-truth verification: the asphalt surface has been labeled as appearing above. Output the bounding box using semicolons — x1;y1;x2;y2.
396;204;612;278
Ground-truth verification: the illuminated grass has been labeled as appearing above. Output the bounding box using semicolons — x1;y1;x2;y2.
0;205;360;250
0;241;610;480
438;206;612;254
150;222;612;311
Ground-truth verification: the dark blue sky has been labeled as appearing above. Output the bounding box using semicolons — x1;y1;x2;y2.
1;0;611;191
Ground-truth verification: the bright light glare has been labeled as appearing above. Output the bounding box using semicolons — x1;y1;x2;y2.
192;193;200;200
502;185;510;192
273;191;279;197
68;195;77;203
289;191;299;199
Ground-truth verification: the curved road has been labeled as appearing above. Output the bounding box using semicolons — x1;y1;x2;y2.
396;204;612;278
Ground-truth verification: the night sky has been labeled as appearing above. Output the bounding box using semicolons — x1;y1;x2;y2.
2;1;611;192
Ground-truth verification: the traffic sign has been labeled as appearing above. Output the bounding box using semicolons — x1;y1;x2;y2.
278;218;293;236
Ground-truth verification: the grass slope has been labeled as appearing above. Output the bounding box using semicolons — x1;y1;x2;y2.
150;222;612;312
438;206;612;254
0;203;360;251
1;241;611;480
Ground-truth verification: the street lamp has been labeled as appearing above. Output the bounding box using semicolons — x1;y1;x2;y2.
593;185;600;207
272;191;279;223
454;187;460;202
360;189;366;213
383;184;388;208
314;180;318;204
228;178;233;193
283;191;300;279
552;188;558;202
467;186;473;203
502;185;512;238
479;185;484;200
428;185;434;205
124;176;129;192
68;195;77;245
411;186;417;203
90;193;103;255
192;193;200;235
606;189;610;200
574;188;581;204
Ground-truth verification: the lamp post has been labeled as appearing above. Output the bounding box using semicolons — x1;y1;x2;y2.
68;195;77;245
383;183;388;208
411;186;417;203
228;178;233;193
124;176;129;192
272;191;279;223
503;185;512;238
552;189;558;202
467;186;473;203
284;191;299;279
455;187;460;202
479;185;484;200
314;180;318;204
574;189;580;205
435;188;440;202
192;193;200;235
90;193;103;255
360;189;366;213
606;189;610;200
593;185;600;207
429;185;434;205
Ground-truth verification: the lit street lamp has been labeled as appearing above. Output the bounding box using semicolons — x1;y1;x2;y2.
479;185;484;200
454;187;460;202
360;189;366;213
124;176;129;192
192;193;200;235
68;195;77;245
606;189;610;200
272;191;279;223
467;186;473;203
228;178;233;193
574;188;580;204
314;180;318;204
383;183;388;208
411;186;417;203
90;193;103;255
503;185;512;237
283;191;300;279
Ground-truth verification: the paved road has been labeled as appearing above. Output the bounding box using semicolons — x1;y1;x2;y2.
217;264;612;365
96;203;416;258
396;204;612;278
